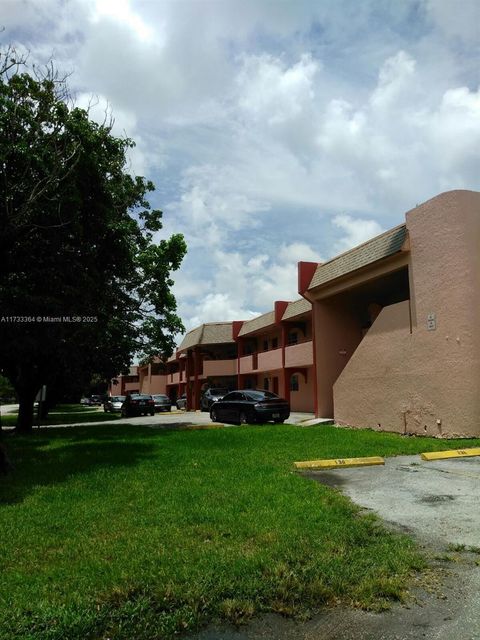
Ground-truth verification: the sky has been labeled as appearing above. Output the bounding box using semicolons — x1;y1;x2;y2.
2;0;480;336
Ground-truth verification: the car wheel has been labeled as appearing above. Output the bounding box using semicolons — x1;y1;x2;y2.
274;418;284;423
239;411;248;425
211;408;218;422
150;411;154;416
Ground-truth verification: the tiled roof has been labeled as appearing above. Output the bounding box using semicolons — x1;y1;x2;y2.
238;311;275;336
178;322;234;351
308;224;408;290
282;298;311;320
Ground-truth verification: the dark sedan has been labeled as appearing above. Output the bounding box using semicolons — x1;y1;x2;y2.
121;394;155;417
152;394;172;412
210;389;290;425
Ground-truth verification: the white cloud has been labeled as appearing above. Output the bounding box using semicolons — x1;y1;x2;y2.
6;0;480;338
237;53;319;125
370;51;417;111
332;215;383;254
92;0;154;42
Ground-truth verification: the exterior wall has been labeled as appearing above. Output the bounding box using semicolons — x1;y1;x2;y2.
123;381;140;393
203;359;237;377
289;369;314;412
334;191;480;437
285;341;313;368
149;376;167;394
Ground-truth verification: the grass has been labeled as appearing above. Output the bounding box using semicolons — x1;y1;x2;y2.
0;404;120;427
0;422;479;640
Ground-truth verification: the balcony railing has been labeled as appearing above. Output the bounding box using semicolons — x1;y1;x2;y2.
203;359;238;377
285;340;313;367
257;347;282;371
239;354;256;374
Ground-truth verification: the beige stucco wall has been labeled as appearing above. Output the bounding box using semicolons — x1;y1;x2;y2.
290;368;315;412
257;348;283;371
334;190;480;437
313;297;364;417
203;359;237;377
285;341;314;367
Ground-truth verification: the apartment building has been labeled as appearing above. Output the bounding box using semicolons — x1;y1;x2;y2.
111;190;479;437
109;366;140;396
300;190;480;437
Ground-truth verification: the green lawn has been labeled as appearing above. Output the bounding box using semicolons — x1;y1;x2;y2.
1;404;119;427
1;423;479;640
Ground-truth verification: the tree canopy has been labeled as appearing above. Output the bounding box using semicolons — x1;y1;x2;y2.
0;48;187;432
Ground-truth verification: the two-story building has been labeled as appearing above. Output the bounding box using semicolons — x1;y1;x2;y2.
110;190;479;437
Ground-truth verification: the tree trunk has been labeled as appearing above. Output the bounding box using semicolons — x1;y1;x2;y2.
16;386;37;434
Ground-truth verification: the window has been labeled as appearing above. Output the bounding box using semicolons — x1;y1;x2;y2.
263;378;269;391
287;332;298;346
290;375;299;392
263;340;268;351
272;337;278;349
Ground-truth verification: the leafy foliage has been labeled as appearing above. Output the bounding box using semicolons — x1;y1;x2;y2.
0;47;186;431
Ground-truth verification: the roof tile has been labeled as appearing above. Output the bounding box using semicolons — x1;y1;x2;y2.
308;224;407;290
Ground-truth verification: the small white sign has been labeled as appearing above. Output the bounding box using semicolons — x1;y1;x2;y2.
427;313;436;331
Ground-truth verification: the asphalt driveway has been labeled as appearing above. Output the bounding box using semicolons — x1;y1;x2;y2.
193;453;480;640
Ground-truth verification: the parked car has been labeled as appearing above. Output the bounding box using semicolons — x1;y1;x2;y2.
200;388;229;412
103;395;126;412
121;394;155;417
80;396;101;406
176;393;187;410
152;394;172;412
210;389;290;425
90;394;104;406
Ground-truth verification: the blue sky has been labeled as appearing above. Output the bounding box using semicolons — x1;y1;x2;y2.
3;0;480;333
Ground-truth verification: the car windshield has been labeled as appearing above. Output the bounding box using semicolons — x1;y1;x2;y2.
245;390;280;401
210;389;228;395
153;395;169;400
112;396;125;402
131;395;152;400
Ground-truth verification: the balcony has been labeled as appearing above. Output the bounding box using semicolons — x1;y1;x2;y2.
169;372;180;384
285;341;313;368
203;359;237;377
239;354;256;374
257;348;282;371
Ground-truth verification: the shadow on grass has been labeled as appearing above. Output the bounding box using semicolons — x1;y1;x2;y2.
0;424;170;505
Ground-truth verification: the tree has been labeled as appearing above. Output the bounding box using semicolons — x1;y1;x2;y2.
0;47;187;433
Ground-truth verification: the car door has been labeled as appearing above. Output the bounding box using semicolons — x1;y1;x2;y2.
220;392;239;422
235;392;250;422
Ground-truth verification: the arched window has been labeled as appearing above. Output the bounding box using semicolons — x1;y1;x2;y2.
290;375;299;392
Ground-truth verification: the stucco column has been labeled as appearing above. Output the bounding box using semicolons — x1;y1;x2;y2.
314;299;363;417
186;350;193;410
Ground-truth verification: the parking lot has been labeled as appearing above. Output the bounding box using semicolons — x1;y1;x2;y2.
0;404;315;429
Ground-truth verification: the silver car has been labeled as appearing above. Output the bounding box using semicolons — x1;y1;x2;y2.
103;395;126;412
